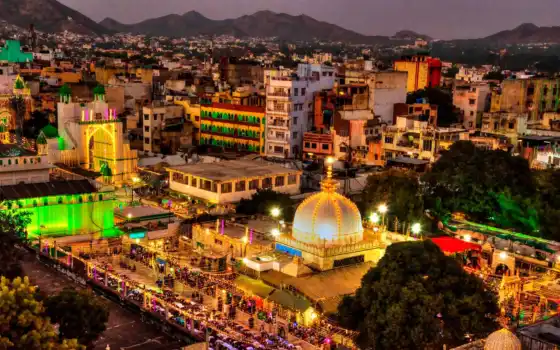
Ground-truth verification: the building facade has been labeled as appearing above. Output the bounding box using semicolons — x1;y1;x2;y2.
199;103;266;154
166;159;302;204
394;55;442;92
142;103;184;153
453;83;491;130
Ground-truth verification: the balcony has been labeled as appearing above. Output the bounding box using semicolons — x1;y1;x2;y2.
266;107;291;116
267;134;289;142
267;91;291;99
268;119;289;128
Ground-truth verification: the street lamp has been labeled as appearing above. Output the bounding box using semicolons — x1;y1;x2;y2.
378;204;388;225
369;213;380;225
270;207;281;218
271;228;280;238
131;176;140;205
127;213;133;221
411;223;421;236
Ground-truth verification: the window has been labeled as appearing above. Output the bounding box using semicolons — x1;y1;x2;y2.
249;179;259;190
423;140;433;151
384;136;393;144
328;72;333;76
195;116;200;121
274;176;285;187
311;143;317;148
288;174;297;185
221;182;232;193
408;106;413;114
144;114;149;120
192;178;198;187
154;114;158;121
469;99;476;105
154;139;160;145
292;132;298;139
374;154;379;160
274;146;283;153
470;111;474;116
508;122;515;129
262;177;272;189
144;126;150;132
235;181;246;192
304;142;311;148
340;146;347;153
294;88;299;96
322;143;329;150
301;88;306;96
293;117;298;125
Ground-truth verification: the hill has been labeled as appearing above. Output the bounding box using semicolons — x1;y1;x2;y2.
0;0;107;35
99;10;405;44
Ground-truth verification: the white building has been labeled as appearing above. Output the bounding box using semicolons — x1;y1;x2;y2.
142;102;184;153
455;66;488;83
0;145;51;186
166;159;302;204
453;84;491;130
265;64;335;158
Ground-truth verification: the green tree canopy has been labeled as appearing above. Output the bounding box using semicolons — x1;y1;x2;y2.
337;240;499;349
236;189;295;221
0;276;84;350
360;169;424;225
422;141;538;233
45;289;109;346
534;169;560;240
406;88;459;126
0;210;31;279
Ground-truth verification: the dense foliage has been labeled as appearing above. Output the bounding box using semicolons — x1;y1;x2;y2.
0;210;31;279
422;141;539;234
45;289;109;346
337;241;499;350
406;88;459;126
360;169;425;228
236;189;295;220
0;277;84;350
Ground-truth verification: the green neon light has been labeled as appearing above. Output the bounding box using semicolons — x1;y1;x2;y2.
129;232;146;239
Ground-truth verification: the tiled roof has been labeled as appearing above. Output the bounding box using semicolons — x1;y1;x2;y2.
0;180;97;200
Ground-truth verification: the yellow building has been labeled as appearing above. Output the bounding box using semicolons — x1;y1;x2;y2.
200;103;266;154
394;55;442;93
490;78;560;121
173;97;202;130
93;65;153;85
41;67;82;84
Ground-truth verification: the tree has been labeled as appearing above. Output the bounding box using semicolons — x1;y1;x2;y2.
337;241;499;349
442;65;459;78
360;170;424;226
534;169;560;240
422;141;537;233
236;189;295;220
482;71;505;81
406;88;459;126
45;289;109;347
0;276;84;350
0;210;31;278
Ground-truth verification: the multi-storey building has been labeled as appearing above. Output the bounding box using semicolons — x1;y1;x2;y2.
490;78;560;122
265;64;335;158
394;55;442;92
382;115;468;163
393;102;438;126
453;83;491;129
199;103;265;155
480;112;528;144
142;103;184;153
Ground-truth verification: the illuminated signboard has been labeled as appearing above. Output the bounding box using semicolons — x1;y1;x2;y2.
129;232;146;239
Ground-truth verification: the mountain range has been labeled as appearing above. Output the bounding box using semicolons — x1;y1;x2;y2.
2;0;560;46
99;10;419;44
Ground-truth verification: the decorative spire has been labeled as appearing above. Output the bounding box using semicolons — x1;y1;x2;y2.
321;157;339;192
59;84;72;103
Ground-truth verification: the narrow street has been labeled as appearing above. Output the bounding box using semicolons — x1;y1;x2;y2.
21;251;185;350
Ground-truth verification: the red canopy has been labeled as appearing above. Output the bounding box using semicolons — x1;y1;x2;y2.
430;237;481;254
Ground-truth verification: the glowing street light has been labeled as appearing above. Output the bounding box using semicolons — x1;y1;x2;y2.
411;223;421;235
378;204;388;225
127;213;133;220
131;176;140;204
464;234;472;242
378;204;388;214
270;207;281;218
271;228;280;238
369;213;380;224
499;251;508;260
241;236;248;244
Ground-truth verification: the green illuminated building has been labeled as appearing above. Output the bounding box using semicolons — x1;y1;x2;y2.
0;180;119;238
0;40;33;63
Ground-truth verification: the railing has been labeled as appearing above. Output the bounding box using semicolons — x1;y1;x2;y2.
267;91;291;98
266;108;292;115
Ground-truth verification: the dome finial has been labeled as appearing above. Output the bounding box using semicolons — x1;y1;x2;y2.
321;157;338;192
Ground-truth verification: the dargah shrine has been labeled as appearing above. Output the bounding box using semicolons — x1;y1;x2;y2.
190;158;387;313
274;159;386;271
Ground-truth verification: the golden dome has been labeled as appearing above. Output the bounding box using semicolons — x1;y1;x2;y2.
484;329;521;350
292;168;363;246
